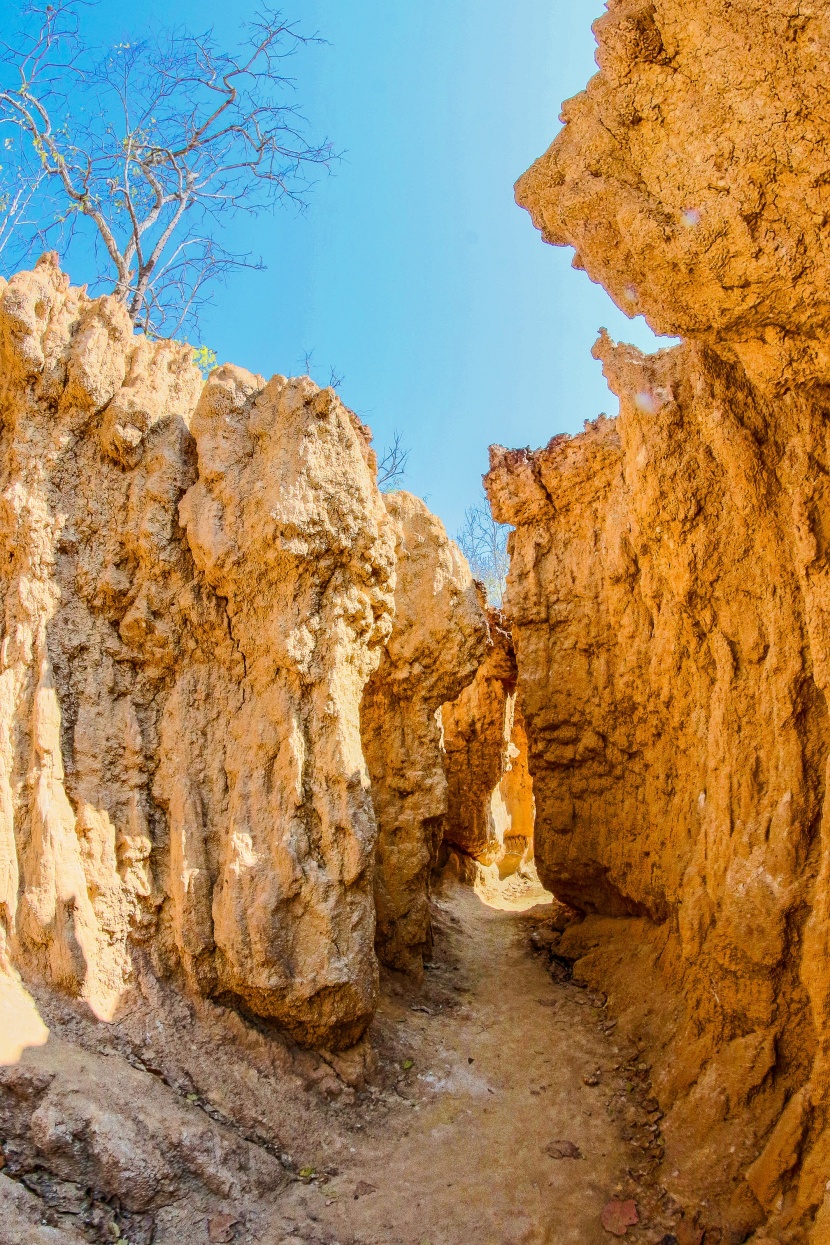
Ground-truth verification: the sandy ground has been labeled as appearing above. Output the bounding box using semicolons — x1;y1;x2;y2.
0;879;677;1245
281;883;650;1245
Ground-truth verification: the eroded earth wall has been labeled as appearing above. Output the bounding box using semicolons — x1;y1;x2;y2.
360;492;489;973
489;1;830;1241
441;608;535;869
0;254;406;1050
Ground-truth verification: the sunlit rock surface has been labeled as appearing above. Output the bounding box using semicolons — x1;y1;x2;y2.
516;0;830;393
442;608;535;871
0;254;397;1049
494;2;830;1239
361;491;489;973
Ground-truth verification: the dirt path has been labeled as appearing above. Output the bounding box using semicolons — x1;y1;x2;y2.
277;881;668;1245
1;879;675;1245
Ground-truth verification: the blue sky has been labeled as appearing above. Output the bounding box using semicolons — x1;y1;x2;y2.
4;0;669;536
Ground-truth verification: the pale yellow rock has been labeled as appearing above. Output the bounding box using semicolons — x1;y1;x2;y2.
0;970;48;1066
0;256;397;1048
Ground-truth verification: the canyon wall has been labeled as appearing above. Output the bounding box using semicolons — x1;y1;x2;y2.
361;491;489;973
0;254;481;1051
491;1;830;1241
442;608;535;871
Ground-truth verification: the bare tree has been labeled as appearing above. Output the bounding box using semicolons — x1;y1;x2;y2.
0;156;44;261
377;430;410;492
0;1;333;337
456;493;510;607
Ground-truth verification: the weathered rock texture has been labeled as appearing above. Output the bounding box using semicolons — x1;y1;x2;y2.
361;492;489;973
441;609;535;870
0;254;398;1049
494;3;830;1240
516;0;830;395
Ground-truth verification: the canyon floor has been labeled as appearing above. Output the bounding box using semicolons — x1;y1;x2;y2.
1;878;679;1245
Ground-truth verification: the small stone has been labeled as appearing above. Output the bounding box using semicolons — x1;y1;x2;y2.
601;1199;639;1236
673;1226;704;1245
546;1139;583;1160
208;1213;240;1243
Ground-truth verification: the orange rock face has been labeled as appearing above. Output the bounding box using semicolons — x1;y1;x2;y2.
361;492;490;972
516;0;830;393
493;2;830;1240
442;609;535;870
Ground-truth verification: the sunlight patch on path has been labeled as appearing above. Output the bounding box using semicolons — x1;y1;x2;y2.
0;971;48;1066
471;857;554;912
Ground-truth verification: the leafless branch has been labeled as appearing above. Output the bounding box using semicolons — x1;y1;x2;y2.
377;430;410;492
0;1;334;337
456;492;511;606
0;161;45;258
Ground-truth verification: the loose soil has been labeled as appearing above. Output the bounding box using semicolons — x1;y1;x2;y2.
1;879;679;1245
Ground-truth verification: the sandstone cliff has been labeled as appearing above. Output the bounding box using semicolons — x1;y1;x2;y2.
494;2;830;1240
441;608;535;871
0;254;400;1049
516;0;830;395
361;491;489;972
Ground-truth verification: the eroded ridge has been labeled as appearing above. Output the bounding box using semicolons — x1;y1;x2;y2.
0;254;491;1053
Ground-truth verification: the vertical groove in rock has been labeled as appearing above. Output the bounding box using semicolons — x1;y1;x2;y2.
442;607;535;872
